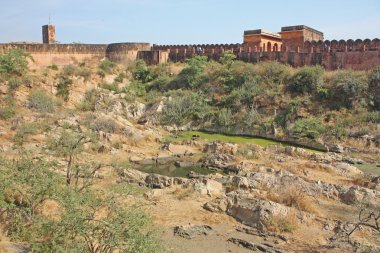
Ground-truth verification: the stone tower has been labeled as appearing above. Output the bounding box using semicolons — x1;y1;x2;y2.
42;24;56;44
280;25;323;52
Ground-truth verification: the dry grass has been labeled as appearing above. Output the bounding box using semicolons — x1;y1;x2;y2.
266;186;320;215
171;186;195;200
265;213;298;233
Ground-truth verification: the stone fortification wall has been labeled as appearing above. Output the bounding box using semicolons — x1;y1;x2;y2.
0;42;154;68
152;39;380;70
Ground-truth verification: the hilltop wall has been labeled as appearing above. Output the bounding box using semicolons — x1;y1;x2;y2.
152;39;380;70
0;43;159;68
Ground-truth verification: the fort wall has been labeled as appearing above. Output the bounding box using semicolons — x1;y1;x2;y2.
152;38;380;70
0;42;160;68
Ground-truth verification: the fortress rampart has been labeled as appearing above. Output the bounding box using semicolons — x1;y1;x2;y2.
152;38;380;70
0;24;379;70
0;42;163;68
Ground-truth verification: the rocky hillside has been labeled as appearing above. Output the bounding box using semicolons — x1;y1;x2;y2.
0;50;379;252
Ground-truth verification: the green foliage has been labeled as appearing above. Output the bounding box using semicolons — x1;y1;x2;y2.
56;75;73;101
256;61;291;87
133;60;153;83
100;82;119;93
14;122;39;146
160;92;209;125
330;70;368;109
123;81;147;101
369;65;380;109
27;89;56;113
287;65;324;93
216;108;233;127
47;64;58;70
7;77;21;90
173;56;208;89
0;155;161;253
291;117;325;139
99;60;117;74
219;51;236;68
78;89;100;111
90;117;117;133
115;72;127;83
0;49;32;78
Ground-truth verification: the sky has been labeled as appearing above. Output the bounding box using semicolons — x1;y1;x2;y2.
0;0;379;45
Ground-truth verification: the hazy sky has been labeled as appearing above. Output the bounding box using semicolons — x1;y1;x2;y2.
1;0;379;44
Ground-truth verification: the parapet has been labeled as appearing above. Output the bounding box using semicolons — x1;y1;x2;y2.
281;25;323;37
244;29;281;39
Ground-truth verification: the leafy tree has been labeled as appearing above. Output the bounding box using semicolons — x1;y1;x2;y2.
287;66;324;93
219;51;236;69
0;49;32;78
160;92;209;125
133;60;153;83
174;56;208;89
369;65;380;109
330;70;368;109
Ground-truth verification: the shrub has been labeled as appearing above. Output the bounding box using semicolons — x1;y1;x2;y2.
369;65;380;109
7;77;21;90
99;59;117;74
0;106;15;120
14;122;39;146
216;108;233;127
100;82;119;93
291;117;325;139
78;89;100;111
114;72;127;83
265;214;297;233
173;56;208;89
0;49;32;78
219;51;236;68
123;81;147;101
47;64;58;70
330;70;368;109
133;60;153;83
160;92;209;125
56;76;73;101
90;117;117;133
257;61;291;87
28;89;55;113
287;65;324;93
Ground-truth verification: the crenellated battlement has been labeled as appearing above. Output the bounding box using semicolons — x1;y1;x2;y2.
0;24;379;70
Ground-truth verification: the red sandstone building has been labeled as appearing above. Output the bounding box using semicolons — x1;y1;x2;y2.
242;25;324;53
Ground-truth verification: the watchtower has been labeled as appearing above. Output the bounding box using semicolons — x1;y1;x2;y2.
280;25;323;52
42;24;56;44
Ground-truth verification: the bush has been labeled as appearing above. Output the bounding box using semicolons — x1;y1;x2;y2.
256;61;291;87
369;65;380;109
173;56;208;89
99;60;117;74
291;117;325;139
56;75;73;101
287;65;324;93
0;156;161;252
123;81;147;101
114;72;127;83
7;77;21;90
78;89;100;111
133;60;153;83
160;92;209;125
0;49;32;78
330;70;368;109
90;117;117;133
47;64;58;70
28;89;55;113
100;82;119;93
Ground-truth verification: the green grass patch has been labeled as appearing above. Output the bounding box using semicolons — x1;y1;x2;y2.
355;164;380;175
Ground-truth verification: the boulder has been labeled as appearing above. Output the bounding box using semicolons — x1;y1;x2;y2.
201;153;236;169
226;193;292;230
340;186;377;205
203;197;228;213
333;162;363;177
203;141;238;155
173;225;213;239
192;179;223;196
145;173;188;189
